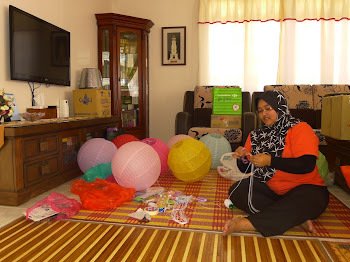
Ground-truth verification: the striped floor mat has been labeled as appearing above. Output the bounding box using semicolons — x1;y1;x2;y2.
0;218;341;262
72;170;350;241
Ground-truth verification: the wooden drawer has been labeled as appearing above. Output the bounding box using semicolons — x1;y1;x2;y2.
59;130;80;172
24;155;59;187
23;135;58;160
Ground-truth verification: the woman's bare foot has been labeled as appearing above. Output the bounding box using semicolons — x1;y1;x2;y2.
301;220;316;233
223;217;255;236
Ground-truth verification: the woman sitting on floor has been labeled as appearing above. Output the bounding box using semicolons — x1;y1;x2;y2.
223;90;329;237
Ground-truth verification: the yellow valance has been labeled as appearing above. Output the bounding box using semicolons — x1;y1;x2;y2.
199;0;350;23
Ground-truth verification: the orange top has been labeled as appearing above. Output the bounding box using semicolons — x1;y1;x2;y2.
245;122;325;195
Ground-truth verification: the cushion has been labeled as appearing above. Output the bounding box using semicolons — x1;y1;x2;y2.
312;84;350;110
264;85;313;109
313;129;327;146
194;86;240;109
188;127;242;144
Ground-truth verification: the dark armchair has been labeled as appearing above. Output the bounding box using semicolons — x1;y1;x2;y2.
175;86;256;151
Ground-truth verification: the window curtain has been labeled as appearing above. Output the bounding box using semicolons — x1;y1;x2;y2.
198;0;350;92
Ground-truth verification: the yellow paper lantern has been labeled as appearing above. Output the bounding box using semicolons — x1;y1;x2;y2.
168;139;211;182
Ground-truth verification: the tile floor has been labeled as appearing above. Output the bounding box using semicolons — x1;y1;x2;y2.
1;178;350;229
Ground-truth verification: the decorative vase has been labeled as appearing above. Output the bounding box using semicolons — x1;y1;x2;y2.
0;115;11;123
4;116;11;122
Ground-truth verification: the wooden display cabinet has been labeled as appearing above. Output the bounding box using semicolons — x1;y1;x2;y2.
0;117;119;206
96;13;154;139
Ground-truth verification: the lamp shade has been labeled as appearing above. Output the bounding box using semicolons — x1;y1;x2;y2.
79;68;102;89
168;139;211;182
199;134;232;169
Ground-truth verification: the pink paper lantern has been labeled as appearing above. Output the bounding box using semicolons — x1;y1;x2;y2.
112;141;161;191
77;138;117;173
167;134;193;149
141;138;169;175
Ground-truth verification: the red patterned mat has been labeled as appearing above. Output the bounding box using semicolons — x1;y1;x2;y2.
72;170;350;240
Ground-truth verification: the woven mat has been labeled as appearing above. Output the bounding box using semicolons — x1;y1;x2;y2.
72;170;350;240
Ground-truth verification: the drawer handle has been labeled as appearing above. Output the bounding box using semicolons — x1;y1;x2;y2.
40;141;48;152
41;163;50;175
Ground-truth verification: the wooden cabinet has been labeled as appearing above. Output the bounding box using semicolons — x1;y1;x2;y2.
96;13;154;139
325;137;350;194
0;117;119;206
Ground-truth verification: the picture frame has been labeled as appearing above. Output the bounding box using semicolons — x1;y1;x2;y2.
162;26;186;66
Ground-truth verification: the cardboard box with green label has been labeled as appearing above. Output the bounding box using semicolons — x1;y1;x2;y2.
212;88;242;115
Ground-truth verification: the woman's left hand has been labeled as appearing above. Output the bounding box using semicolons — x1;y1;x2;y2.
249;154;271;167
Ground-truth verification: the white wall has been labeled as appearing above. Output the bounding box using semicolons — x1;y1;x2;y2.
1;0;199;143
0;0;111;115
112;0;199;142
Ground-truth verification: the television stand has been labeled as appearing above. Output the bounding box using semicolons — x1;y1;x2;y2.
0;117;119;206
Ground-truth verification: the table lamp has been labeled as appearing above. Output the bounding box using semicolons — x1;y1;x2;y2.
79;68;102;89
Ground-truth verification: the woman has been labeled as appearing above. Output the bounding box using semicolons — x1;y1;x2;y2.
223;90;329;237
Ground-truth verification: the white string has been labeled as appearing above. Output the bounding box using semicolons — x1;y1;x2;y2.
247;164;260;214
228;161;253;198
227;160;260;214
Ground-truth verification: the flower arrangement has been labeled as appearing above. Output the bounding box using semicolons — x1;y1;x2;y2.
0;89;15;121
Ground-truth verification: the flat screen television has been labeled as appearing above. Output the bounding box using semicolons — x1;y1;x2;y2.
9;5;71;86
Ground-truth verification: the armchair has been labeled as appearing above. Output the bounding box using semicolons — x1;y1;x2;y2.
175;86;256;151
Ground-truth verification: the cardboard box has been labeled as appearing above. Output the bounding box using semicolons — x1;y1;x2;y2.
211;114;241;129
73;89;111;118
212;88;242;115
321;94;350;140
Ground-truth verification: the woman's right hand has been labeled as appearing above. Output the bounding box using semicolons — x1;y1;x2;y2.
233;146;248;159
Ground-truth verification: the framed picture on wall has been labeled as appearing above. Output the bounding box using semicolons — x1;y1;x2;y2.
162;26;186;66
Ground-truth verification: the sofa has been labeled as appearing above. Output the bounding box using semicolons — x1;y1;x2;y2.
175;86;256;151
252;84;350;154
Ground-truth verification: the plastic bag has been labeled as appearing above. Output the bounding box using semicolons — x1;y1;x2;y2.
317;151;329;180
26;192;81;221
82;162;112;182
70;178;135;210
340;166;350;188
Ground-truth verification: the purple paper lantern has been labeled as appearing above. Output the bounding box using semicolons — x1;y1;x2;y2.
77;138;117;173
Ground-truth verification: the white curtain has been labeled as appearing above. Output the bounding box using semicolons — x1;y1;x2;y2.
278;19;350;85
199;22;280;92
199;0;350;93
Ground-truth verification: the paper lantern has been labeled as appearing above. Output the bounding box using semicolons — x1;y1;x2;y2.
141;138;169;175
167;134;193;149
200;134;232;169
77;138;117;173
112;141;161;191
168;139;211;182
112;134;139;148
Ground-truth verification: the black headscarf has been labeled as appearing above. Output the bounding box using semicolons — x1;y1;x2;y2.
251;90;300;182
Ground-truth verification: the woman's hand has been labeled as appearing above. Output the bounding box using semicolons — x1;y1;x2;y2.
249;154;271;167
233;146;249;159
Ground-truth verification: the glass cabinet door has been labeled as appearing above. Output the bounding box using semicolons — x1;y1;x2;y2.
101;29;110;90
119;30;140;128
